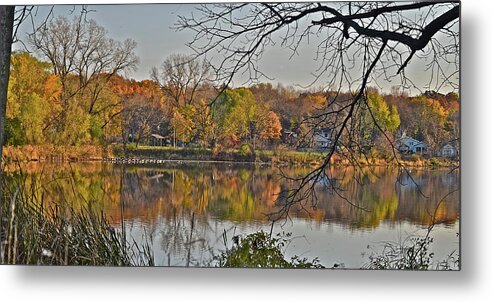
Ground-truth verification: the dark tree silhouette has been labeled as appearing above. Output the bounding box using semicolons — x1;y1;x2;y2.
151;53;213;107
0;6;15;163
176;2;460;219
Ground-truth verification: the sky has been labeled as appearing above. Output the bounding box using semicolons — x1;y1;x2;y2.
13;3;459;95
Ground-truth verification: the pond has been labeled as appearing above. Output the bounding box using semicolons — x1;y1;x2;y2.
5;161;460;268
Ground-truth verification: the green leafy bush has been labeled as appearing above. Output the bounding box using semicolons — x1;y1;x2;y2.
215;231;324;268
430;157;440;167
238;143;253;157
4;117;25;146
126;142;137;151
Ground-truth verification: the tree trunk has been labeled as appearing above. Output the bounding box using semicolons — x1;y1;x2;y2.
0;6;14;165
0;7;15;260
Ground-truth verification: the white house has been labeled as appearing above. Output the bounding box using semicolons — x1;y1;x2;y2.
313;128;331;149
396;135;427;154
439;143;458;158
313;134;330;148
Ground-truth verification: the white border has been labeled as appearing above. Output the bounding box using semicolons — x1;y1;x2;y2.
1;1;491;302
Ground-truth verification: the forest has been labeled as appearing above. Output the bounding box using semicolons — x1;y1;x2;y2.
4;16;460;160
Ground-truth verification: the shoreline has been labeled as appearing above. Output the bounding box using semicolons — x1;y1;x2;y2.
101;157;459;170
2;144;460;169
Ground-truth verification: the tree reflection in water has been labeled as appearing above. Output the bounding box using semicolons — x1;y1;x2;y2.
4;161;459;266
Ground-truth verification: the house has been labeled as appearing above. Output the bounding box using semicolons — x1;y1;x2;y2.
150;133;166;146
285;127;333;149
313;128;331;149
439;143;458;158
396;135;427;154
313;134;330;148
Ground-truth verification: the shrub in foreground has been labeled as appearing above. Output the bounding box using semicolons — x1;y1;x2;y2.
214;231;324;268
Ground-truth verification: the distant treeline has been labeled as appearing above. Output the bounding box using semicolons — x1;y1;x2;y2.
6;52;458;157
5;17;458;157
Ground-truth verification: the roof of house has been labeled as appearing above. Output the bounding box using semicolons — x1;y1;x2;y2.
441;143;457;149
314;134;330;143
151;134;166;139
397;135;426;146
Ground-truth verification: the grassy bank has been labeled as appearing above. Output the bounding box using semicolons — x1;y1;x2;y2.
113;145;328;166
114;145;458;168
337;154;459;168
1;144;458;168
2;145;109;163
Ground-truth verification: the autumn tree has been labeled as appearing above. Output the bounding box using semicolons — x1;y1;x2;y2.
212;87;283;149
409;96;449;151
193;99;215;147
250;83;299;132
339;89;399;157
171;104;197;144
151;53;213;107
150;54;218;147
213;87;256;148
28;15;139;145
3;52;58;145
258;110;282;143
122;94;167;147
251;85;332;147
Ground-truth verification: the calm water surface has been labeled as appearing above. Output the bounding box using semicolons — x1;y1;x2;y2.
7;162;459;268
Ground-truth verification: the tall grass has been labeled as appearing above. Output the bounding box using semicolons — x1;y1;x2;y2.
363;235;460;270
0;173;154;266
